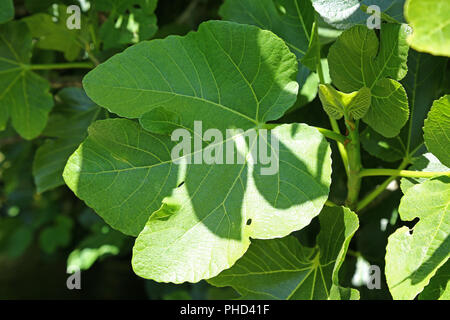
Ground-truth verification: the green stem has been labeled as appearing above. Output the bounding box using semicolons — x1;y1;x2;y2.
345;120;362;210
29;62;94;70
360;168;450;178
325;200;338;207
79;36;100;66
314;127;347;144
315;50;349;176
330;117;349;176
357;158;410;212
356;142;433;212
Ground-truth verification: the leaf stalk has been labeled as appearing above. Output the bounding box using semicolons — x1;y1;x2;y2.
344;119;362;209
29;62;94;70
359;168;450;178
314;127;347;144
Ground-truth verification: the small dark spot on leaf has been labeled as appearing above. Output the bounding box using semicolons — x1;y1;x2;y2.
246;219;252;225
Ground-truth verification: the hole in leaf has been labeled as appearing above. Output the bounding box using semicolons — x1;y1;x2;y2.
405;218;419;235
246;219;252;226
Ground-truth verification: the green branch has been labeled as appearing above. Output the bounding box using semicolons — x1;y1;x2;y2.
314;127;347;144
359;168;450;178
344;119;362;209
330;117;349;176
357;158;409;212
29;62;94;70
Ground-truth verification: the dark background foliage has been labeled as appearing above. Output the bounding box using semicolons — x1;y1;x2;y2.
0;0;233;300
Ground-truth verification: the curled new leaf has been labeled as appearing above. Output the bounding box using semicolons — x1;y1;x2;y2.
318;84;371;120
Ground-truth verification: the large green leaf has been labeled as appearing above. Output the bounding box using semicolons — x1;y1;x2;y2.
33;88;101;193
405;0;450;57
386;176;450;300
0;21;54;139
423;95;450;167
363;50;447;161
66;21;332;283
65;119;332;282
312;0;406;30
328;24;410;138
83;21;299;126
0;0;14;24
208;206;359;300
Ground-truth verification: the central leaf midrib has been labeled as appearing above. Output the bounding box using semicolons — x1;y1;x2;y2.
82;127;261;175
93;84;260;125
